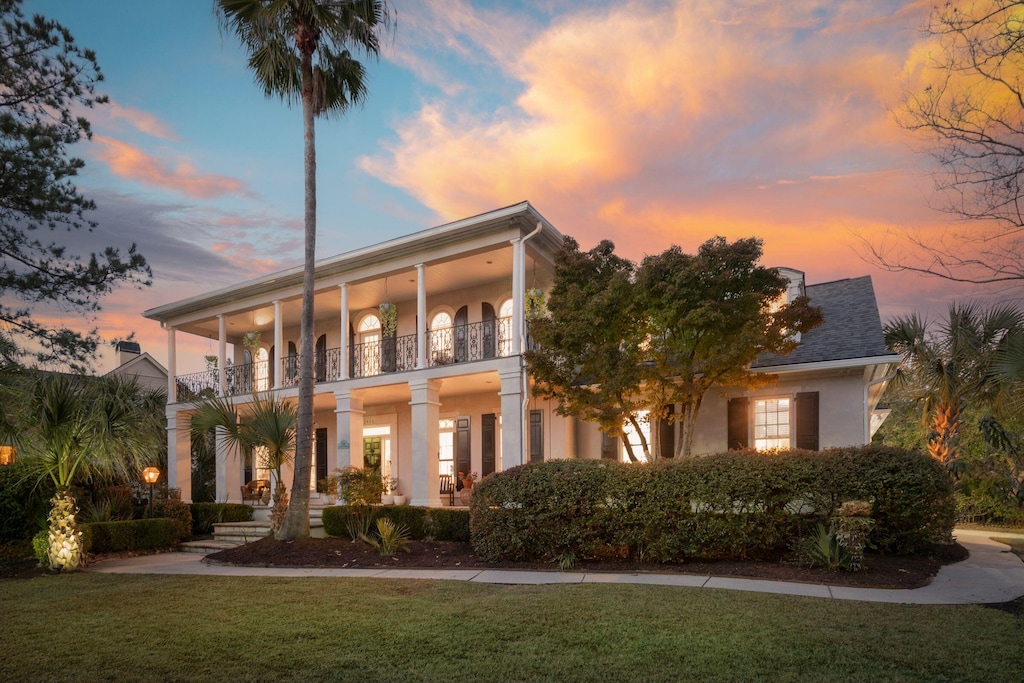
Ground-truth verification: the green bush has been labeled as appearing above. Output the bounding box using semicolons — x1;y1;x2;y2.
152;497;193;542
0;462;52;541
470;446;954;563
378;506;428;540
322;505;382;538
190;503;253;535
31;529;48;566
80;519;178;554
336;467;384;506
429;508;470;542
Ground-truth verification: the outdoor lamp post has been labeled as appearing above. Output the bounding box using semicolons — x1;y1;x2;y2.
142;467;160;517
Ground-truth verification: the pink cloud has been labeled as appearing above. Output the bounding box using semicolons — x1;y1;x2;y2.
102;102;179;140
91;136;251;200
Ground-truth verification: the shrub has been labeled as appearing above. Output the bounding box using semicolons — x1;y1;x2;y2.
152;497;193;542
470;446;954;563
80;519;178;554
31;529;48;566
429;508;470;542
190;503;253;536
360;518;410;556
336;467;384;506
378;506;428;540
0;462;52;541
323;505;380;540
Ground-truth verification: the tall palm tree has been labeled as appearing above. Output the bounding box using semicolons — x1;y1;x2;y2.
217;0;393;540
884;302;1024;467
191;393;297;530
0;372;165;571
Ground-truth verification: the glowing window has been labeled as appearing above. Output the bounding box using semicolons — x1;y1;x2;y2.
754;398;791;450
438;418;455;476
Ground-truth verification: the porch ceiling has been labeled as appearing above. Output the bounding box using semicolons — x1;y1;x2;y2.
181;244;540;341
310;370;503;411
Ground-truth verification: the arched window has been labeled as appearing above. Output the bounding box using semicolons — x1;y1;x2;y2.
498;298;514;356
429;311;453;364
255;348;269;391
358;314;381;376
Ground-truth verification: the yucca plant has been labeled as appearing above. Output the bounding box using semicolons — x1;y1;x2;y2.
360;517;410;557
805;523;850;571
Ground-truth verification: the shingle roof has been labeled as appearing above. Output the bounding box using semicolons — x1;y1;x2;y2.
752;275;897;368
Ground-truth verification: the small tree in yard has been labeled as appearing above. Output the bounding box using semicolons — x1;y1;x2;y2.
0;372;165;571
637;237;822;458
191;393;296;532
884;302;1024;468
527;238;651;461
528;236;822;460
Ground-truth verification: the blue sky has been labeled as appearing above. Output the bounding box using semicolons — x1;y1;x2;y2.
18;0;1021;373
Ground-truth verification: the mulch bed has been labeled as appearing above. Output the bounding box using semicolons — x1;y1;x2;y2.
206;536;969;590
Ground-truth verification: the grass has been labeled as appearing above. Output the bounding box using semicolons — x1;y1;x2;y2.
1;573;1022;682
991;536;1024;560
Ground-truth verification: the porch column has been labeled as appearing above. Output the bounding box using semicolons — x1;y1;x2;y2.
273;299;283;389
409;378;441;506
416;263;426;369
214;426;233;502
334;390;365;472
166;326;176;402
510;237;523;356
218;314;227;396
166;408;192;502
499;367;524;469
339;284;349;380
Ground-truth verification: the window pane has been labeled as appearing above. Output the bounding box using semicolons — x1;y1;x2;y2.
753;397;791;451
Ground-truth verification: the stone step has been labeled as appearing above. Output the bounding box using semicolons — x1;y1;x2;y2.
178;539;238;555
212;519;327;546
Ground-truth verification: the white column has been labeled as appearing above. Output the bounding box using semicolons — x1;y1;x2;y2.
273;300;283;389
409;378;441;506
218;314;227;396
416;263;427;368
166;409;192;502
334;390;365;473
499;367;524;469
339;284;349;380
214;426;230;503
510;237;523;356
166;326;176;402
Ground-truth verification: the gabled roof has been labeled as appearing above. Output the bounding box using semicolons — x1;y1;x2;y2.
753;275;898;369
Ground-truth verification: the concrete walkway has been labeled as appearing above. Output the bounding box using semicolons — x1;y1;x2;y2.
88;528;1024;605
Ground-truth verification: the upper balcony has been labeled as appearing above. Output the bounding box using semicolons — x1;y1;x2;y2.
174;317;519;401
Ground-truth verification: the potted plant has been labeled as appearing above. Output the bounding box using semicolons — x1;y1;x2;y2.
458;471;477;505
381;475;395;505
379;302;397;336
242;330;261;354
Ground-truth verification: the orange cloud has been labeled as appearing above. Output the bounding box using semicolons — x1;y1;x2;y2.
102;102;179;140
92;136;251;200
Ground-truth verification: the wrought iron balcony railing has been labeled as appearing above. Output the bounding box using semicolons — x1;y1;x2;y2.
173;316;522;401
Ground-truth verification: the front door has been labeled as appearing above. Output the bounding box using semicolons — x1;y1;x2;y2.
363;436;382;475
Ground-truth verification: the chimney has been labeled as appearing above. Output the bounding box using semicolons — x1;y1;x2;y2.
115;341;141;367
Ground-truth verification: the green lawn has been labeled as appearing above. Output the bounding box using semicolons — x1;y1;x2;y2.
0;574;1020;683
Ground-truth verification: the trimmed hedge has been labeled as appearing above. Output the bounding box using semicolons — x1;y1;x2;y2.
469;446;954;563
81;519;179;554
190;503;253;536
322;505;470;542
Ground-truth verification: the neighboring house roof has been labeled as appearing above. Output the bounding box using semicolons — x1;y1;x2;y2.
105;352;168;393
753;275;898;369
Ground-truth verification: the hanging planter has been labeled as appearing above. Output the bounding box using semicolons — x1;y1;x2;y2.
242;330;261;354
379;302;397;336
525;288;546;319
204;355;218;371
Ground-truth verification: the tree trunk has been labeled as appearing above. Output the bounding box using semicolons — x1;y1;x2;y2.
626;413;651;462
47;490;82;571
928;402;961;466
278;45;317;541
674;400;701;458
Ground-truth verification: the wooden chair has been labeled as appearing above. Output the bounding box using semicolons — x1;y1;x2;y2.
240;479;268;505
439;474;455;506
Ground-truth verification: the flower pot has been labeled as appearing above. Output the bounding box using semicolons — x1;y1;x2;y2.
260;491;271;506
381;494;394;506
459;489;472;506
325;494;337;506
392;494;407;506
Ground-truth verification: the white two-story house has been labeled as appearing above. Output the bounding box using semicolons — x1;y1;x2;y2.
145;201;898;506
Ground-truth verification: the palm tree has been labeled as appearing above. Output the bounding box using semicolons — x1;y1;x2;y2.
191;393;297;531
0;372;165;571
884;302;1024;467
217;0;394;540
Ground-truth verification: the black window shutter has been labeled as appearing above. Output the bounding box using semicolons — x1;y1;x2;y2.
727;397;749;450
659;405;675;458
795;392;819;451
600;431;619;460
482;413;496;476
315;428;328;488
529;410;544;463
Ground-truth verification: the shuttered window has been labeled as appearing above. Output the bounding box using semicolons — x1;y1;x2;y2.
529;410;544;463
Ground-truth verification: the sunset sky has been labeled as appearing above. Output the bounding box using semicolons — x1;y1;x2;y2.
19;0;1021;374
